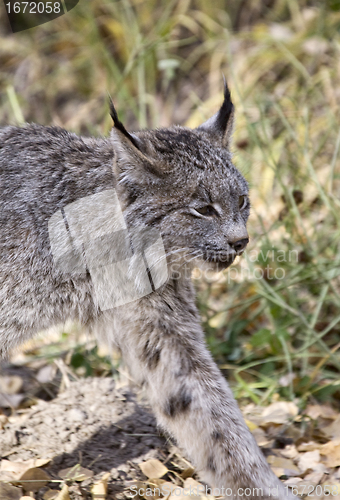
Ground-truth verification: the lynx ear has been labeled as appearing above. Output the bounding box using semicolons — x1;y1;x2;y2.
197;82;234;148
109;99;160;186
109;98;144;152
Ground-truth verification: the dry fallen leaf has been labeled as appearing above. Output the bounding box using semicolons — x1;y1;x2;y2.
0;470;18;482
267;455;300;477
251;427;271;447
148;478;166;492
298;450;327;474
160;481;176;499
180;466;195;479
131;479;161;500
0;460;29;475
322;417;340;440
267;456;299;471
262;402;299;425
284;478;303;486
183;477;207;496
281;445;299;460
0;482;22;500
297;442;321;452
168;486;186;500
144;479;164;500
0;458;50;475
245;418;258;431
293;481;320;496
305;405;338;420
43;489;60;500
30;458;51;468
91;471;110;499
55;484;71;500
303;471;324;484
183;478;214;499
320;439;340;467
58;465;94;482
139;459;168;479
18;467;50;492
0;375;23;394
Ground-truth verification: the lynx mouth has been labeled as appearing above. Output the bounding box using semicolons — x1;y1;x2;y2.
202;252;236;270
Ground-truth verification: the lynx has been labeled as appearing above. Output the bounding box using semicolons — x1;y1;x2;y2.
0;85;293;499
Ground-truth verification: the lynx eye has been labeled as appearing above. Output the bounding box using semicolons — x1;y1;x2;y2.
239;195;248;210
194;205;217;217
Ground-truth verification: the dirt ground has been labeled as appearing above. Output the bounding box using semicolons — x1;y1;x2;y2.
1;361;340;500
0;372;173;499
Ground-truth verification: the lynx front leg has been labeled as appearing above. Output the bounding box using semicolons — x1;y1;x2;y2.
115;281;294;500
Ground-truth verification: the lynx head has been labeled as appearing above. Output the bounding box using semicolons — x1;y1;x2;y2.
110;84;249;274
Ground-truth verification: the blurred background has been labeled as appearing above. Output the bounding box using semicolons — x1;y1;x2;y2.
0;0;339;409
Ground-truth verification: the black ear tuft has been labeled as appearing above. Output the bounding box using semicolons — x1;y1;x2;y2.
215;81;234;135
108;96;141;150
197;80;235;147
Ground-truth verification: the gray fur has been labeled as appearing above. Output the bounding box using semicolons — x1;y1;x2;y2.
0;92;293;499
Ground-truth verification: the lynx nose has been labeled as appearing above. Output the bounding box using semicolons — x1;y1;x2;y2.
228;237;249;253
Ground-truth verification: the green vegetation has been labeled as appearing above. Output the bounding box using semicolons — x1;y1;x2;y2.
1;0;339;406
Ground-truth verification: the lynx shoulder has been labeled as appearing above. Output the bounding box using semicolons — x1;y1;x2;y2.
0;86;293;499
